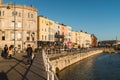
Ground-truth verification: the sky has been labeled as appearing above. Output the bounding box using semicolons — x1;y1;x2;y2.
3;0;120;41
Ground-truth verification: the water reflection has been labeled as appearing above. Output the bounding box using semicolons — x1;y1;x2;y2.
58;53;120;80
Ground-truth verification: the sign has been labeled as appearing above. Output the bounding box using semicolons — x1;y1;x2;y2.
67;41;72;46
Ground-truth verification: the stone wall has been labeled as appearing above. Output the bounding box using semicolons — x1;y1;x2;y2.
50;49;103;73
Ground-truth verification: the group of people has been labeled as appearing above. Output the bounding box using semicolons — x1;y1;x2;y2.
1;44;34;65
1;44;14;59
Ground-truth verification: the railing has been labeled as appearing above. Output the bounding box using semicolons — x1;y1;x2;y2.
45;47;101;54
42;49;59;80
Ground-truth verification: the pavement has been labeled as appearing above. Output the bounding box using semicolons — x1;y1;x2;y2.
0;51;47;80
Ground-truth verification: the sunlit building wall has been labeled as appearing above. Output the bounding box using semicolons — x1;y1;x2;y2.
76;31;80;45
71;31;77;44
91;34;98;47
54;22;61;35
0;1;37;50
79;31;91;48
66;26;72;47
71;31;78;48
61;24;67;44
37;16;55;47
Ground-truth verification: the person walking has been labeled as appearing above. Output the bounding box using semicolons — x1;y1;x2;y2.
26;44;34;65
3;44;8;58
7;45;13;59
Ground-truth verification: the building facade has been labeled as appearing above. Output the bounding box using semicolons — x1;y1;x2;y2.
71;31;78;48
37;16;55;48
54;22;64;49
91;34;98;47
79;31;91;48
0;1;37;50
66;26;72;48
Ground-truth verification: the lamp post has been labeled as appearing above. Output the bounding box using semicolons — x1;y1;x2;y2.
31;32;35;41
58;31;60;53
7;3;16;54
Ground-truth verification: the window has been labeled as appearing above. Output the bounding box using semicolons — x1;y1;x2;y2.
45;28;46;32
42;35;44;40
62;32;64;35
48;27;50;32
58;31;60;35
29;22;34;29
69;38;70;41
26;32;30;41
10;32;14;40
12;11;17;16
19;13;21;17
45;36;46;40
18;21;22;28
2;32;5;40
3;11;4;16
1;21;5;27
18;45;21;49
17;32;22;40
69;33;71;36
11;22;14;28
48;35;51;40
31;14;33;18
28;13;30;18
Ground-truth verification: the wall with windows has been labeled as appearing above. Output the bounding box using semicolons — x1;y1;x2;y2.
0;2;37;50
79;31;92;48
38;16;50;41
54;22;61;35
71;31;77;44
38;16;55;42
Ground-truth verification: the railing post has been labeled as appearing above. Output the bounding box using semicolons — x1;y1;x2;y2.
42;49;57;80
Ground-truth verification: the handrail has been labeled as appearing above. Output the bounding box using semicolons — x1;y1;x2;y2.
42;49;59;80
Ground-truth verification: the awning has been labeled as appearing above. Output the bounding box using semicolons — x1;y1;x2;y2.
67;41;72;45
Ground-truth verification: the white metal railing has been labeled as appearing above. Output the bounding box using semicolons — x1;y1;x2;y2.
42;49;59;80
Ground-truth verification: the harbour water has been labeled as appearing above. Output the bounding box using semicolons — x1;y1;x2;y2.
58;53;120;80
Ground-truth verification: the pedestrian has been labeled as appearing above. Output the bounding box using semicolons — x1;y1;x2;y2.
26;44;34;65
7;45;13;59
4;44;8;58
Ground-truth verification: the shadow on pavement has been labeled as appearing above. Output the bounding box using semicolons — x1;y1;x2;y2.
0;71;8;80
0;53;46;80
22;55;36;80
12;56;27;65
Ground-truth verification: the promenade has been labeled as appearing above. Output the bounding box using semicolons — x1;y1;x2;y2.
0;48;105;80
0;51;47;80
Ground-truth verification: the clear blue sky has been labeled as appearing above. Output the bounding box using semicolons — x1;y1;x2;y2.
3;0;120;41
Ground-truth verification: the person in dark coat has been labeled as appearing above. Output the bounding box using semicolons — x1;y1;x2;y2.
4;44;8;58
26;44;33;65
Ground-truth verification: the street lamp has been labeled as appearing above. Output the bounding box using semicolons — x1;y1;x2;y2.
31;32;35;41
58;31;60;53
7;3;16;54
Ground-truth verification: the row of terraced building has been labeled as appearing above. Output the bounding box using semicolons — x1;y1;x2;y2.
0;0;97;51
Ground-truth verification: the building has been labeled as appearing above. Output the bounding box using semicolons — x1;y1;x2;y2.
79;30;91;48
0;0;37;50
91;34;98;47
60;24;69;49
66;26;72;48
71;31;78;48
37;16;55;48
98;40;120;47
54;22;64;49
